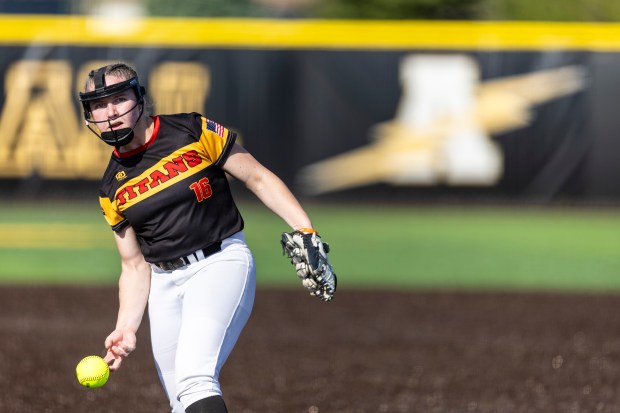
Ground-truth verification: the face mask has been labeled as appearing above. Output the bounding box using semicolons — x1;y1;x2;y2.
78;65;147;148
95;101;144;147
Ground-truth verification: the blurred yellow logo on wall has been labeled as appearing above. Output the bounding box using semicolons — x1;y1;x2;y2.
0;60;210;179
298;54;586;195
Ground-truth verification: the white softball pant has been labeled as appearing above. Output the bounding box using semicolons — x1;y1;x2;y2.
148;231;256;413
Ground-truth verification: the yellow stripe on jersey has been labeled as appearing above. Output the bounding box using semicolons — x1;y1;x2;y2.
100;195;125;228
200;117;230;163
112;141;213;212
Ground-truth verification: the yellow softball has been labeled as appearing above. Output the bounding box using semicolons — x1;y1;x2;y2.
76;355;110;388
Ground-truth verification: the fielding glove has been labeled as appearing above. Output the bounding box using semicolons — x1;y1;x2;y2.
280;228;337;302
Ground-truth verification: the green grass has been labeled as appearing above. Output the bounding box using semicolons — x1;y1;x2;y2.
1;201;619;292
244;203;620;292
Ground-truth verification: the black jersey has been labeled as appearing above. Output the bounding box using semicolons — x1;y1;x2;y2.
99;113;244;263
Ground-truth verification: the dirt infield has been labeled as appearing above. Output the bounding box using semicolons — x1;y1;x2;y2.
2;285;620;413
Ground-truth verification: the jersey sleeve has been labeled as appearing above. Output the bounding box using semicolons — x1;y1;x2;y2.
99;196;129;232
198;116;237;167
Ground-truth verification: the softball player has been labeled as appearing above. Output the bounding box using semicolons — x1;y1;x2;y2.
79;63;316;413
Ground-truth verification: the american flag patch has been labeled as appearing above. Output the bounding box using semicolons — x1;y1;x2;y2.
206;119;226;138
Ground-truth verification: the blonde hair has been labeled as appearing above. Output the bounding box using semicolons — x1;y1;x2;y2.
83;62;139;92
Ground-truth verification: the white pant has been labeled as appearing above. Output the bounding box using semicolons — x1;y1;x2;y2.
148;232;256;412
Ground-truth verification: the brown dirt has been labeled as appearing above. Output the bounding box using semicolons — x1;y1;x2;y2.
1;285;620;413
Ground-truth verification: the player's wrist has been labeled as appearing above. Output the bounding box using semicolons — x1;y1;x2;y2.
114;323;139;335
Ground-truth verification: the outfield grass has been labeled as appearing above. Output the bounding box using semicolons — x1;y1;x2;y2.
0;201;618;292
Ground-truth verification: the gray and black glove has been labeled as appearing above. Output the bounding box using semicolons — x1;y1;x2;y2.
281;229;337;302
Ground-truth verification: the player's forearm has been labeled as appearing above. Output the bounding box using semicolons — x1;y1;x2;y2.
247;170;313;230
115;264;151;333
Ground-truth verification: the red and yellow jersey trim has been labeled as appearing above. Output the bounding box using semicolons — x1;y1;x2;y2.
99;196;125;228
114;142;213;211
199;117;230;165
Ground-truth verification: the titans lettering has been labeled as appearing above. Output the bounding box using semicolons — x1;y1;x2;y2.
115;150;203;205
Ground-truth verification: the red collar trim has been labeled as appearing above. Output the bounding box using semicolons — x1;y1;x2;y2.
114;116;160;158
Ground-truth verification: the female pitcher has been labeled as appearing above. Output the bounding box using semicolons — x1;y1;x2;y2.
78;62;317;413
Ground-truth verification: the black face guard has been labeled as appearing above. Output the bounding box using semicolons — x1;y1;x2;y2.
78;68;147;148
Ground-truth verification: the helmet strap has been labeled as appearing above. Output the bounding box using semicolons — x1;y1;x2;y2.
91;67;107;89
